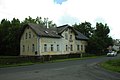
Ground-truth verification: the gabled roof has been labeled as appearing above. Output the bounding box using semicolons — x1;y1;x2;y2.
24;23;61;38
75;30;88;40
22;23;88;40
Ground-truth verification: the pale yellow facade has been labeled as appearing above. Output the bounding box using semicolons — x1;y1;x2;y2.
20;26;87;56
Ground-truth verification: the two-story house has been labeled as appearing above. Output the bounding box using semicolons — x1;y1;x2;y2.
20;23;88;56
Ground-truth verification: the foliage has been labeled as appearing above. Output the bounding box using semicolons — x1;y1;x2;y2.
73;22;113;55
86;23;113;54
73;21;94;38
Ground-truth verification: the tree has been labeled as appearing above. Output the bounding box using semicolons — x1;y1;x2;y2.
73;21;94;38
0;19;12;55
22;16;57;28
86;23;113;55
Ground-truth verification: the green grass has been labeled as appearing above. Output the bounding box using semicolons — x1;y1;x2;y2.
100;59;120;73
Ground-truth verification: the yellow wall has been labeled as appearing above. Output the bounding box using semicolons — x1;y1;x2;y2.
20;26;39;56
40;37;62;55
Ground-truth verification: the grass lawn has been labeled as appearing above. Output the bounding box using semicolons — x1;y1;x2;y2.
100;58;120;73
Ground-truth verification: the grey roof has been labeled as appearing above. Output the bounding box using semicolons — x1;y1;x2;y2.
23;23;88;40
27;23;61;38
75;30;89;40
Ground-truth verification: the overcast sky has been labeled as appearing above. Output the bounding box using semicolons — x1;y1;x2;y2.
0;0;120;39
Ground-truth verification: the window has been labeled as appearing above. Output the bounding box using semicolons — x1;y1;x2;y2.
44;44;47;52
77;45;80;51
23;45;25;52
70;45;73;51
32;44;35;52
65;33;68;40
81;45;83;51
66;45;68;51
70;35;72;40
25;33;27;39
57;45;59;51
29;32;31;38
28;45;29;51
51;44;53;51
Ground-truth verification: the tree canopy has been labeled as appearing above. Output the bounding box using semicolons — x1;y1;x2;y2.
73;22;113;55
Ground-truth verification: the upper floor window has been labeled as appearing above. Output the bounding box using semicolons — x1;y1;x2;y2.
26;33;27;39
32;44;35;52
70;45;73;51
22;45;25;52
70;35;72;40
51;44;53;51
44;44;47;52
29;32;31;38
65;33;68;40
77;45;80;51
57;45;59;51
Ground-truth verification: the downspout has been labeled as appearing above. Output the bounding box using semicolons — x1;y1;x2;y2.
38;36;40;56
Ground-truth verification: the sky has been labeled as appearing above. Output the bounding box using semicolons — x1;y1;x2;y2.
0;0;120;39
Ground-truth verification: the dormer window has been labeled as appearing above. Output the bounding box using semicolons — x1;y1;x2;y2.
44;31;48;33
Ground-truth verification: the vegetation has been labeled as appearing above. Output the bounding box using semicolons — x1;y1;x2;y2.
100;59;120;73
73;22;113;55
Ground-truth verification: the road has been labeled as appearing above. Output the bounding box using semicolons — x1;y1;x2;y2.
0;55;120;80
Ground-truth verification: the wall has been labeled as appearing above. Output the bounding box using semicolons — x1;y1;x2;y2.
20;26;38;56
40;37;62;55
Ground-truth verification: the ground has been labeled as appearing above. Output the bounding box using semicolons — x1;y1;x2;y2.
0;54;120;80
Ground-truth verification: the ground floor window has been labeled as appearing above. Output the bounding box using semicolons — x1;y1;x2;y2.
57;45;59;51
51;44;53;51
32;44;35;52
44;44;47;52
22;45;25;52
28;45;29;51
66;45;68;51
81;45;83;51
77;45;80;51
70;45;73;51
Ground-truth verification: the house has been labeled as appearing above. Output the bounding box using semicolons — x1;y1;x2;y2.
20;23;88;56
113;39;120;51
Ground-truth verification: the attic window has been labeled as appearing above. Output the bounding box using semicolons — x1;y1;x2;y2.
44;31;48;33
